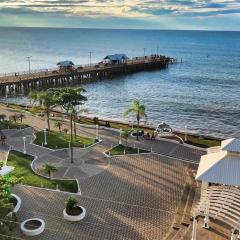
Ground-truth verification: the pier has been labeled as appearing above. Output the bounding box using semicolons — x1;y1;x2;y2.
0;55;177;97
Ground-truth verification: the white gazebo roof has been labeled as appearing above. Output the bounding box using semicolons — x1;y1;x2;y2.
196;138;240;186
221;138;240;153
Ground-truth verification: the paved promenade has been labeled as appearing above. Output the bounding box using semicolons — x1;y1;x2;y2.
0;105;207;240
12;153;188;240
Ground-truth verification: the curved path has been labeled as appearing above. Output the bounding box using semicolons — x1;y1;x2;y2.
1;105;206;182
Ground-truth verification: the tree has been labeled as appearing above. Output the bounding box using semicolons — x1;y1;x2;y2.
50;87;87;163
0;163;21;238
72;108;89;138
63;128;68;135
17;112;25;125
42;163;57;179
122;130;131;147
0;114;6;121
124;100;147;140
9;114;18;123
27;91;38;106
37;91;55;131
55;120;63;132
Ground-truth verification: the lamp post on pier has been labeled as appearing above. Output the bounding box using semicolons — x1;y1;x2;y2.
26;56;32;74
89;51;92;67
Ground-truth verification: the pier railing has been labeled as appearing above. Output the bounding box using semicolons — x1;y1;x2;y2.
0;55;176;79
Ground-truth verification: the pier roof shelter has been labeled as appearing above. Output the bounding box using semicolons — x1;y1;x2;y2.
192;138;240;240
104;54;129;64
57;60;74;71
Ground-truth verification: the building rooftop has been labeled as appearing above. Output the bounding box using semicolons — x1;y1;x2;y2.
57;60;74;67
104;54;129;61
196;138;240;186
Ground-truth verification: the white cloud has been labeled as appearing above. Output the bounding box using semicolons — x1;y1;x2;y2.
0;0;240;18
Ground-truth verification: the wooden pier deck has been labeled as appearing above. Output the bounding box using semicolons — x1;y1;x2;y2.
0;55;176;97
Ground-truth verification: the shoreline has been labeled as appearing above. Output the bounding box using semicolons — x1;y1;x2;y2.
0;101;222;148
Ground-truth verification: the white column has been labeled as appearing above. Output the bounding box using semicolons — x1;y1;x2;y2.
191;216;197;240
22;136;26;154
231;229;239;240
202;215;210;229
201;181;209;195
95;124;99;140
44;128;47;146
119;128;122;145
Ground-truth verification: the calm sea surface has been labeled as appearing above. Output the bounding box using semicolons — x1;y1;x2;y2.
0;27;240;138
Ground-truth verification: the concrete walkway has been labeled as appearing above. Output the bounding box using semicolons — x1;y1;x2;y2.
1;105;206;182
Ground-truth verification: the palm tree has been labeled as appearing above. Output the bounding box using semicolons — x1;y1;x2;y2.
42;163;57;179
37;91;55;131
50;87;87;163
63;128;68;135
122;130;131;147
27;91;38;106
55;120;63;132
17;112;25;128
0;114;6;121
124;100;147;140
28;91;54;130
72;107;89;139
9;114;18;123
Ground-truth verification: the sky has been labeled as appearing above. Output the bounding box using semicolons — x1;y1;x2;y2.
0;0;240;30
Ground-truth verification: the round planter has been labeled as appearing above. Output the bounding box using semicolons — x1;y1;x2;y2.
21;218;45;236
63;206;86;222
10;194;21;213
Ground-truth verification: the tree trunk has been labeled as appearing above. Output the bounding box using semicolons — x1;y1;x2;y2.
136;113;140;140
74;116;77;139
70;113;74;163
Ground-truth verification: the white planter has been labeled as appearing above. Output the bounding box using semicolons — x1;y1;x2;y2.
63;206;86;222
10;194;21;213
20;218;45;236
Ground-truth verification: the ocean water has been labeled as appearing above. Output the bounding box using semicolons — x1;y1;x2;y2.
0;27;240;138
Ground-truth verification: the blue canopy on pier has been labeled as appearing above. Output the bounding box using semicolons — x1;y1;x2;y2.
57;60;74;67
104;54;129;63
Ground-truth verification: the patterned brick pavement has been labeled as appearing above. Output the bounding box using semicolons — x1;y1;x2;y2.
11;154;189;240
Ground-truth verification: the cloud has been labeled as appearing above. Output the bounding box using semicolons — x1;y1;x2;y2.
0;0;240;19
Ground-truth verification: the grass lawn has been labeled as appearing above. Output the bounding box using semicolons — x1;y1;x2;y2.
179;134;221;148
0;120;29;130
34;130;96;149
7;151;78;193
106;144;149;156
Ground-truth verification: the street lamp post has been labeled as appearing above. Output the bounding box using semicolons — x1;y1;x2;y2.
191;216;198;240
44;128;47;146
119;128;122;145
95;124;99;141
185;125;188;142
23;136;26;154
